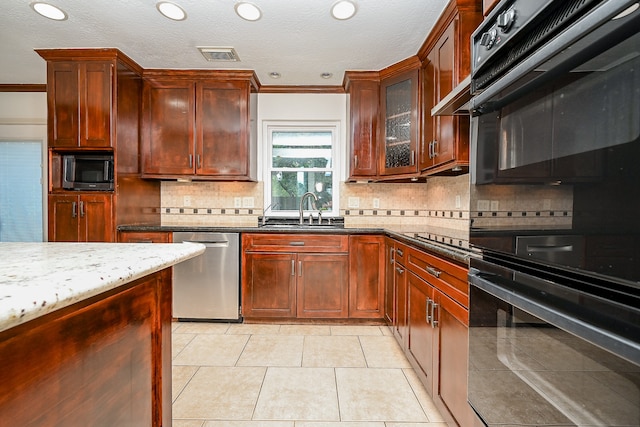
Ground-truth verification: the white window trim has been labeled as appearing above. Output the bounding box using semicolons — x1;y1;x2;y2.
262;120;341;217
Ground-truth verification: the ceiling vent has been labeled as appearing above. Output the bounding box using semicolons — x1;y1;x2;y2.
197;47;240;62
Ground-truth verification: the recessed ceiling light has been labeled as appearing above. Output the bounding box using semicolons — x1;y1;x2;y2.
235;2;262;21
331;0;357;20
269;72;281;79
156;1;187;21
321;72;333;79
30;2;67;21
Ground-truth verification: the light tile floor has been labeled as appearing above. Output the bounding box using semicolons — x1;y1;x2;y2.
172;322;447;427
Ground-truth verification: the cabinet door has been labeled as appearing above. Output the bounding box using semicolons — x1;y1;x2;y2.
81;61;112;148
142;80;195;175
197;81;249;177
407;271;435;391
48;194;79;242
48;61;112;148
79;194;113;242
384;240;395;325
242;252;296;318
422;22;460;170
349;235;385;318
297;253;349;318
348;78;379;178
433;288;470;427
380;69;419;176
118;231;172;243
393;261;408;349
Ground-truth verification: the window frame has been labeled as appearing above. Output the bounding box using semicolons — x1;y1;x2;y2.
263;120;341;217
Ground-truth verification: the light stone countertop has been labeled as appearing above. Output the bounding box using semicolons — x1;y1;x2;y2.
0;242;205;333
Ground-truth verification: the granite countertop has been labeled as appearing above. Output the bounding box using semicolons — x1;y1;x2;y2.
119;224;476;265
0;242;205;333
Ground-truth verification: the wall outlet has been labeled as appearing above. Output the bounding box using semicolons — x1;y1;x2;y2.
373;198;380;209
234;197;242;208
183;195;191;206
490;200;499;211
348;197;360;209
477;200;490;211
242;197;254;208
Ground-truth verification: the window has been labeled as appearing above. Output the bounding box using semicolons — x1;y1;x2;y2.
265;123;340;217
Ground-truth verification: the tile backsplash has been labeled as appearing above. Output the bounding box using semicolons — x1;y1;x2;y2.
161;174;471;236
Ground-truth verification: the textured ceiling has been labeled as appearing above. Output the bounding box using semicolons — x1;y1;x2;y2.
1;0;449;86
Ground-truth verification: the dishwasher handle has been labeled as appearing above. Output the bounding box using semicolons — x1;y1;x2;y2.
183;240;229;248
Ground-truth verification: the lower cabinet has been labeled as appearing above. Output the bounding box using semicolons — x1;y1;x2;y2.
386;238;471;427
348;235;385;319
242;233;350;320
118;231;172;243
48;193;113;242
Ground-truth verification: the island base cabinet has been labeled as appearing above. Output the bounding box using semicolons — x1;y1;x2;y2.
0;269;172;426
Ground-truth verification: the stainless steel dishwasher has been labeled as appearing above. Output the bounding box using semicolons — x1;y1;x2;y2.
172;232;240;321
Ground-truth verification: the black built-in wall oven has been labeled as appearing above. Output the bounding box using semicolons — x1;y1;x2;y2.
468;0;640;426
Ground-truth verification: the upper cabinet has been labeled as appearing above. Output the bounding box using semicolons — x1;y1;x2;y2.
43;59;113;149
379;59;420;177
141;71;258;181
344;72;380;180
418;0;482;175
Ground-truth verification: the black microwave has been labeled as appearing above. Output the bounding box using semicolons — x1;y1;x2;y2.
62;154;114;191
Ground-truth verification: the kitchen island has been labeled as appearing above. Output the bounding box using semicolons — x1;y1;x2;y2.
0;242;205;426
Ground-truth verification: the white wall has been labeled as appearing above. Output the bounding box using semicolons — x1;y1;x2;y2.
257;93;348;180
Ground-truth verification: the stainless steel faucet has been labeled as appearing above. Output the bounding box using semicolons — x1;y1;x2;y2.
299;192;318;225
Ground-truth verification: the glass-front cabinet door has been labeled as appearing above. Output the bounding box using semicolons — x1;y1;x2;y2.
379;69;419;176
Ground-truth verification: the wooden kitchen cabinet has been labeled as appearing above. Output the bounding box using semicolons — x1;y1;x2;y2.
418;0;482;176
344;72;380;180
38;49;162;243
48;193;113;242
44;60;112;148
391;242;409;347
379;61;420;177
407;271;435;389
241;234;349;320
118;231;172;243
349;235;385;319
142;71;258;181
243;252;297;318
386;238;471;427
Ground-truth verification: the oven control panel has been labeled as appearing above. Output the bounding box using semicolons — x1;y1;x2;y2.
472;0;551;76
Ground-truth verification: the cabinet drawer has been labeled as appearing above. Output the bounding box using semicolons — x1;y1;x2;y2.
119;231;172;243
406;246;468;308
243;233;349;253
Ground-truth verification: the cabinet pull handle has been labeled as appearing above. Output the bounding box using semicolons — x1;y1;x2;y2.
426;298;433;323
289;241;305;246
396;248;404;257
395;266;404;274
189;154;193;168
298;261;302;277
428;141;433;159
71;201;77;218
390;248;395;264
410;150;415;166
291;259;295;276
432;302;439;328
426;266;441;278
79;201;85;218
432;140;438;157
197;154;202;168
354;154;358;168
